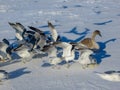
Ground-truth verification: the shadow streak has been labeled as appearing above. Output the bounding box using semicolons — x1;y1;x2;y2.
9;67;31;79
32;53;48;59
61;27;90;42
94;20;112;25
41;62;51;67
64;27;90;35
93;38;116;64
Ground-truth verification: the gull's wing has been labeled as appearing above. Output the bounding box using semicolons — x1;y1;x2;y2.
28;26;44;35
8;22;27;40
48;21;58;42
16;22;27;32
8;22;26;33
54;42;72;57
62;43;72;57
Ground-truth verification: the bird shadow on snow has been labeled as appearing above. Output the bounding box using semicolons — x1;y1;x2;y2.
9;67;31;79
93;20;112;25
32;53;48;59
41;62;51;67
93;38;117;64
0;59;21;67
61;27;90;42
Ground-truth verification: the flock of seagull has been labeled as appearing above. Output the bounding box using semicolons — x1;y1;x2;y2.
0;21;102;67
0;21;103;81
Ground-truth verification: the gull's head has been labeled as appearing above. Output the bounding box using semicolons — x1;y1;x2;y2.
94;30;102;37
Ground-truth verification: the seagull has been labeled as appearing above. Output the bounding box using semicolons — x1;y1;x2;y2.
41;44;57;58
77;48;96;69
53;41;75;68
6;39;26;60
0;38;11;62
8;22;26;40
48;21;61;42
28;26;47;50
8;22;39;51
62;48;75;68
24;31;41;51
79;30;102;50
72;42;97;68
54;42;73;57
12;44;34;63
95;71;120;82
0;70;8;82
41;44;62;68
6;39;34;62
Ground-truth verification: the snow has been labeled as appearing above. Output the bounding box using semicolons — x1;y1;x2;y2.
0;0;120;90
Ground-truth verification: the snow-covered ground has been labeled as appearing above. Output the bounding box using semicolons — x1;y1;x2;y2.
0;0;120;90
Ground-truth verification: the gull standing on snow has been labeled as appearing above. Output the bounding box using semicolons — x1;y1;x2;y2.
13;44;34;63
41;44;62;68
0;70;8;82
77;48;96;69
0;39;11;62
54;41;75;68
74;42;96;68
95;71;120;82
6;40;34;63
